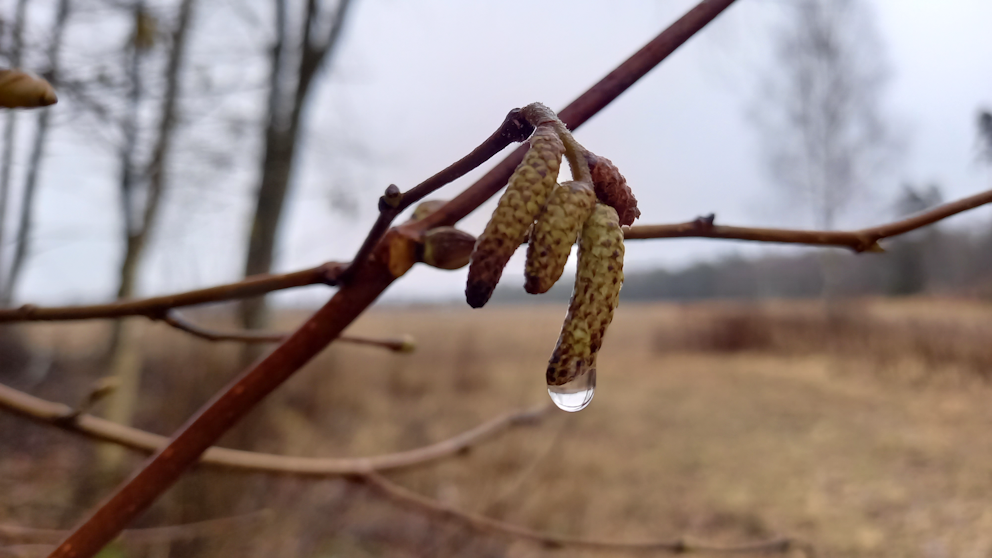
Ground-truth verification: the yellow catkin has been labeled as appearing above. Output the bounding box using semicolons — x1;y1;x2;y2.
465;123;563;308
546;203;624;387
524;181;597;294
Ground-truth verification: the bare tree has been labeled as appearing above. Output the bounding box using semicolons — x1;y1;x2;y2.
1;0;73;304
0;0;29;299
979;109;992;163
239;0;355;332
99;0;197;471
753;0;893;232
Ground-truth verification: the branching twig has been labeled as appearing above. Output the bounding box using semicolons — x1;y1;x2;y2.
6;187;990;328
0;262;344;322
47;3;741;556
624;188;992;251
339;109;534;282
362;472;811;555
0;382;550;476
161;310;415;352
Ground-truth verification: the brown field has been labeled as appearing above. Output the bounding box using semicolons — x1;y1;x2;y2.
2;297;992;557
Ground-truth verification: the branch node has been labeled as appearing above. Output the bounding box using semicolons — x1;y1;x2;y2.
379;184;403;211
695;213;716;230
56;376;120;426
501;108;535;143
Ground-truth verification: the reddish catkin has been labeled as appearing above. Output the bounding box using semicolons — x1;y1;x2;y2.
546;203;624;387
584;151;640;226
465;124;564;308
524;181;597;294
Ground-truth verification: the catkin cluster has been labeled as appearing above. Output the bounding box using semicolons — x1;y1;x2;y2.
465;103;631;403
465;123;564;308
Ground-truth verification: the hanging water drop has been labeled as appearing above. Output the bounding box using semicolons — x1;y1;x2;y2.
547;368;595;412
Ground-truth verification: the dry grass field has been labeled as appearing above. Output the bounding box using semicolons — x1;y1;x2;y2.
2;297;992;557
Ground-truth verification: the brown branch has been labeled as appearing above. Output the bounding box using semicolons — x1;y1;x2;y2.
624;188;992;251
362;473;811;556
0;381;550;476
404;0;738;236
0;511;272;546
10;185;989;327
161;310;415;352
0;262;344;323
339;109;534;282
48;3;739;556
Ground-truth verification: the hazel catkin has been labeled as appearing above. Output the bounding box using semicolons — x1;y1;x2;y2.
524;180;597;295
465;123;564;308
546;203;624;388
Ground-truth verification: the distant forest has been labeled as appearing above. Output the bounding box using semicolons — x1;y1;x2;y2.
492;222;992;303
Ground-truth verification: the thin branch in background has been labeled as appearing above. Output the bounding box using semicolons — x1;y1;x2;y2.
3;184;989;325
0;510;272;546
362;473;812;556
623;187;992;251
0;382;550;476
162;309;416;352
44;3;741;555
0;261;345;322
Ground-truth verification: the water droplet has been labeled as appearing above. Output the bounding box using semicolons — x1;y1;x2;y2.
547;369;596;412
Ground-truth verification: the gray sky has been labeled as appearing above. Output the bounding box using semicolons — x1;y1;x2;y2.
11;0;992;305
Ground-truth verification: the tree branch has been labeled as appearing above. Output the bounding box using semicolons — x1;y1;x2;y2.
362;472;811;556
339;108;533;282
0;381;550;476
47;3;740;556
623;188;992;251
162;309;415;352
0;262;344;322
0;511;271;546
10;184;985;327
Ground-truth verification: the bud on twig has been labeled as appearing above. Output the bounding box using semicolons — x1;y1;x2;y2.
420;227;476;270
0;70;57;108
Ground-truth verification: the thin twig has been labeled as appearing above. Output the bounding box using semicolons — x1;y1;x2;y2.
362;473;810;555
5;185;990;327
0;511;272;546
47;3;739;556
339;109;534;282
161;310;415;352
624;188;992;251
403;0;739;236
0;262;344;322
0;382;550;476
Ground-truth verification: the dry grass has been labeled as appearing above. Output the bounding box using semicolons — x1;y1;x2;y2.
3;297;992;557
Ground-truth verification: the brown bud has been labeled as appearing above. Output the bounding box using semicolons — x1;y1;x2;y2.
420;227;476;270
584;151;640;226
409;199;448;222
0;70;57;108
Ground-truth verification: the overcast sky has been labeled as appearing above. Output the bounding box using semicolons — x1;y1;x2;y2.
11;0;992;306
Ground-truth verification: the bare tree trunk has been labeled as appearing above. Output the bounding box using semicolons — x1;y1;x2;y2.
1;0;72;305
239;0;354;332
102;0;196;473
0;0;28;298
